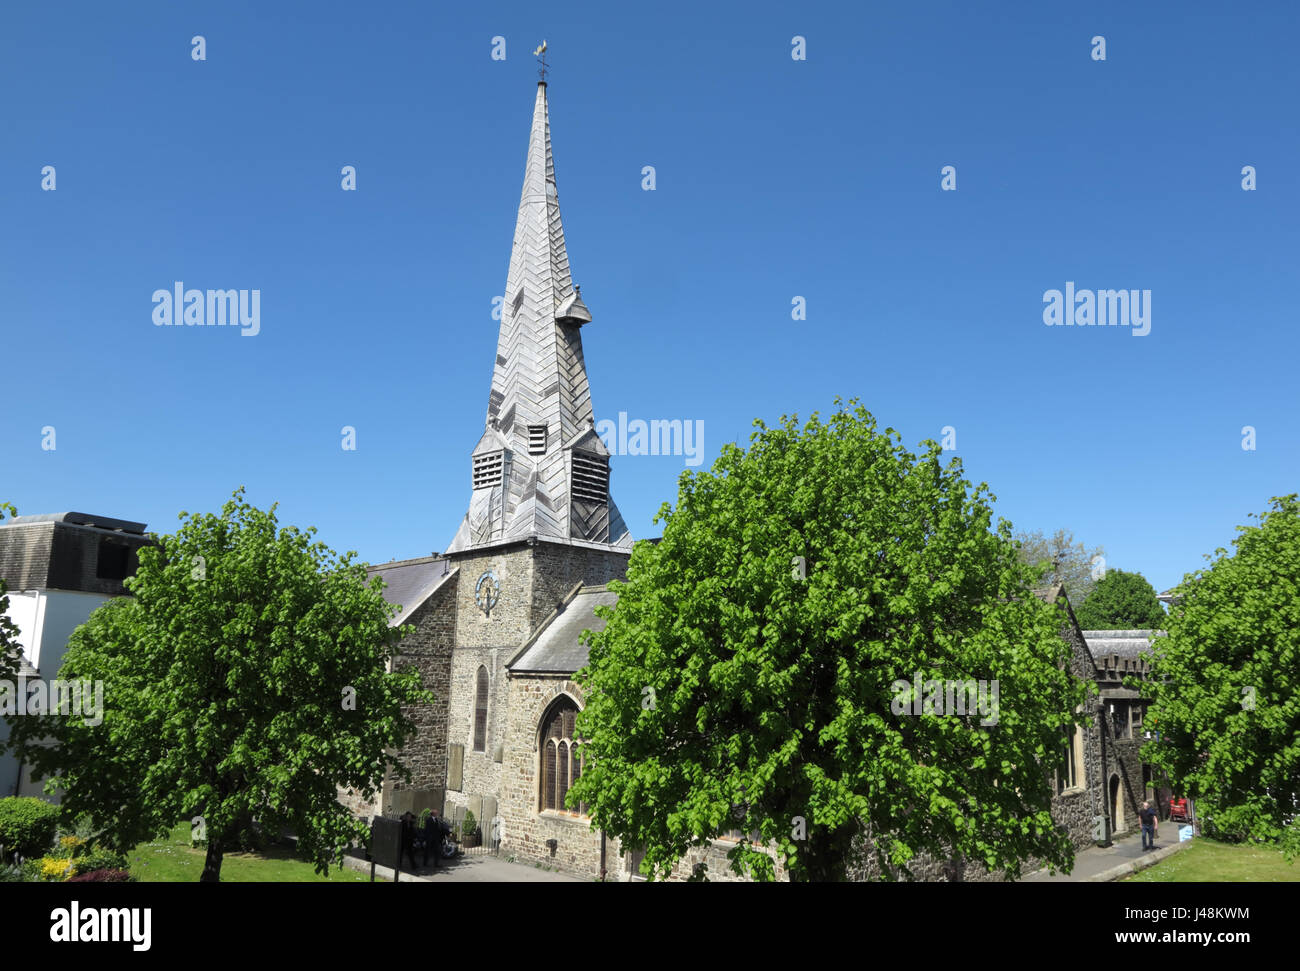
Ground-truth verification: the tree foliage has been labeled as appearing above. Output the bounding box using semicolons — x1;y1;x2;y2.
3;489;430;881
0;503;21;686
1143;495;1300;849
1014;527;1105;605
1073;569;1166;631
568;402;1090;881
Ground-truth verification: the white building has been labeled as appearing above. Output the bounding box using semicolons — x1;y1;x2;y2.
0;512;151;799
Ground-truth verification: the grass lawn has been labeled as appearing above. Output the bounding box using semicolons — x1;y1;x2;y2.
128;823;379;882
1125;838;1300;882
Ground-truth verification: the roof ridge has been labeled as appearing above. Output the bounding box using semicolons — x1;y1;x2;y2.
367;554;446;571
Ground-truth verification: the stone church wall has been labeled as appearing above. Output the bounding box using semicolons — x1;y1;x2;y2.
497;674;787;882
498;676;603;874
443;540;629;830
526;541;629;629
337;575;458;820
1102;723;1149;835
444;543;537;826
444;641;511;824
389;580;459;799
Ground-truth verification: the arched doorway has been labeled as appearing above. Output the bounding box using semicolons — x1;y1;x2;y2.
1109;775;1124;834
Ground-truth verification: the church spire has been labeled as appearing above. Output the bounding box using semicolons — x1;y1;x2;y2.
446;78;630;555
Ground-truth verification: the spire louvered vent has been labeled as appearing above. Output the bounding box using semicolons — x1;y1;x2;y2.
473;451;504;490
528;424;548;455
571;451;609;505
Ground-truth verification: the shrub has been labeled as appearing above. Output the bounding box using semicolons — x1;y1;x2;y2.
68;868;132;883
72;849;129;876
1281;821;1300;864
56;835;88;858
461;810;478;837
39;856;76;881
66;815;104;844
0;863;24;882
0;797;60;862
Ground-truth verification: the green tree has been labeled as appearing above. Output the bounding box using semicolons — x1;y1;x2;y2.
1014;527;1105;604
1143;495;1300;849
1073;569;1166;630
4;489;430;881
0;503;22;685
568;402;1090;882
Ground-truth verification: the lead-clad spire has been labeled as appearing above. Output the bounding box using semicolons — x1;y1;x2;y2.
446;81;630;554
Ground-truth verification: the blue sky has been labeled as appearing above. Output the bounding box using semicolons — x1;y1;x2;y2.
2;1;1296;595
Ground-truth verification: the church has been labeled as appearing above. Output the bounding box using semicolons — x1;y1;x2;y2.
338;75;699;878
338;77;1162;882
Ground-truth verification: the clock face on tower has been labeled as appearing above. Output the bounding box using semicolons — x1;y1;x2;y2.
475;570;501;616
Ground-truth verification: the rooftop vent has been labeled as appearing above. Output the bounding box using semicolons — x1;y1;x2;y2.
473;451;505;490
570;451;609;505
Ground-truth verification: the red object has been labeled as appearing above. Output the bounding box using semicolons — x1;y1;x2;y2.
1169;797;1190;822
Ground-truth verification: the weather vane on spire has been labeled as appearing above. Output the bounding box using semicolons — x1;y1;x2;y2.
534;40;548;82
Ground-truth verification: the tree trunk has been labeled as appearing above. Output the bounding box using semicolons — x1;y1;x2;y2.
200;836;224;883
790;824;851;882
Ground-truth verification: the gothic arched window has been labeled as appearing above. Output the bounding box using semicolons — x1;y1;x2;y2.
473;666;489;752
539;697;586;814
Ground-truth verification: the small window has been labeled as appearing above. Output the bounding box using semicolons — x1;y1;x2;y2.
473;667;489;752
570;451;609;505
1112;702;1129;739
1056;723;1083;795
511;287;524;315
97;540;129;580
527;424;548;455
718;803;761;842
472;451;504;489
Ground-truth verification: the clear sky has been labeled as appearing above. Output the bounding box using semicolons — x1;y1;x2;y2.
2;1;1296;596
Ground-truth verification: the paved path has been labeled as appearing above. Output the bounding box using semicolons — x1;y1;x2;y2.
343;851;582;883
1022;830;1189;882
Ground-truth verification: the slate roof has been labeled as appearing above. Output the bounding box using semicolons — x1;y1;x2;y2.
508;584;617;674
1082;630;1164;658
367;556;456;627
447;81;630;555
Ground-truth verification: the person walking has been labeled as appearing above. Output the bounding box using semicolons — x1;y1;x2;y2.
422;810;448;868
400;811;421;871
1138;800;1159;850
